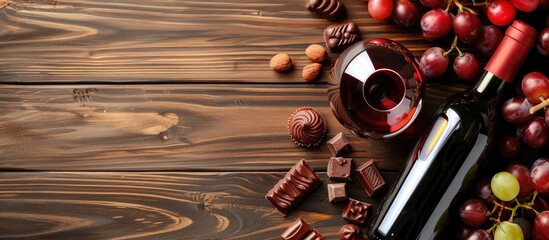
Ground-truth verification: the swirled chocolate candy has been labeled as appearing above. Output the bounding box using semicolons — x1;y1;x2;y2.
324;22;361;53
305;0;345;20
266;159;322;216
288;107;327;147
338;224;364;240
342;198;370;225
281;218;325;240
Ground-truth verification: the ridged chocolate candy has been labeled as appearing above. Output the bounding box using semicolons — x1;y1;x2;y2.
305;0;345;20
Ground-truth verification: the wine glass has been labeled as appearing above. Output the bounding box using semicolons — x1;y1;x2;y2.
328;38;425;139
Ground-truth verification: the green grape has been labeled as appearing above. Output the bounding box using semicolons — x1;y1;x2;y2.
494;221;523;240
491;171;520;201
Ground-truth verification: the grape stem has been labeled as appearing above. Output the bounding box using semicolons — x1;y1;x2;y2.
471;0;491;6
453;0;478;14
443;36;462;57
529;96;549;114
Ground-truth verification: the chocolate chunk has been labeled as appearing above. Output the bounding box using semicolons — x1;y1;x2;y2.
327;157;352;181
327;132;351;156
355;160;387;197
324;22;361;53
338;224;364;240
288;107;328;148
328;183;347;203
342;198;371;225
281;218;325;240
305;0;345;20
266;159;322;216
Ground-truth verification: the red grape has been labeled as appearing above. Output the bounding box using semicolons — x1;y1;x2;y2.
507;163;534;197
420;0;444;8
501;97;535;124
420;47;449;78
513;217;532;239
476;178;496;204
421;9;453;38
539;0;549;9
512;0;540;12
369;0;394;20
534;211;549;240
465;230;494;240
531;159;549;193
458;225;476;240
393;0;419;27
453;12;482;43
486;0;516;26
538;44;549;56
460;199;488;227
522;72;549;103
522;117;549;148
498;135;521;158
540;28;549;52
453;53;480;81
475;25;504;56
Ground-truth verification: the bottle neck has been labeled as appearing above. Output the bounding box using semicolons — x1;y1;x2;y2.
472;71;506;99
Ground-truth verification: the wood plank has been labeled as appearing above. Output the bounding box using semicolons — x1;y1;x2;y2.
0;83;464;171
0;0;482;83
0;171;396;239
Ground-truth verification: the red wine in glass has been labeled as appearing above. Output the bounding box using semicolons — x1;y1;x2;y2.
329;38;424;139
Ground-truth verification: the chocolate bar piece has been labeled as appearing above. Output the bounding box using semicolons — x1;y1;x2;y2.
342;198;371;225
327;157;352;181
328;183;347;203
281;218;325;240
305;0;345;21
266;159;322;216
355;160;387;197
327;132;351;156
324;22;361;53
338;224;364;240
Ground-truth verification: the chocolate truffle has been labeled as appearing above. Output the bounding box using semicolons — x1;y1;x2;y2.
328;183;347;203
355;160;387;197
288;107;328;147
327;132;351;156
342;198;371;225
338;224;364;240
327;157;353;181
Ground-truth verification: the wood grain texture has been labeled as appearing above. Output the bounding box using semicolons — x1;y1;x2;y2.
0;0;478;83
0;171;396;239
0;83;466;171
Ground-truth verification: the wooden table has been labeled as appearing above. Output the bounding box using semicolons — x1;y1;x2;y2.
0;0;547;239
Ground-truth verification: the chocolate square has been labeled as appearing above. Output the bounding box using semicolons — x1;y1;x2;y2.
355;160;387;197
266;159;322;216
342;198;371;225
324;22;361;53
305;0;346;20
327;157;352;181
328;183;347;203
327;132;351;156
281;218;325;240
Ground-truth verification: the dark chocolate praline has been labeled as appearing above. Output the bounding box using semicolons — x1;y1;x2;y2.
288;107;328;147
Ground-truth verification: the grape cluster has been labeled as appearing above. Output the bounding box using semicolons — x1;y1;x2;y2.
363;0;549;81
458;160;549;240
501;72;549;150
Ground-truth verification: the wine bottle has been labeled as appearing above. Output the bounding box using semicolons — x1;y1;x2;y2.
368;20;537;240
